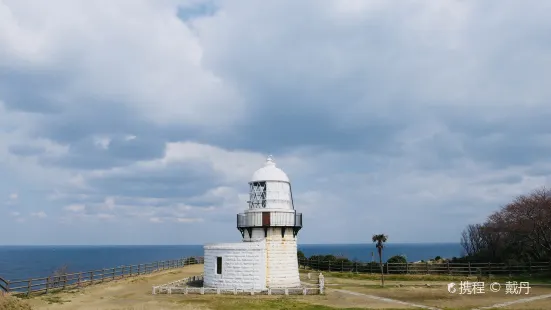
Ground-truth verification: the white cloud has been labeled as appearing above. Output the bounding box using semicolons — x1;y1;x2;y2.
1;0;551;245
64;204;85;212
93;137;111;150
96;213;115;220
9;193;18;200
0;0;245;129
30;211;47;218
176;217;203;223
104;197;115;210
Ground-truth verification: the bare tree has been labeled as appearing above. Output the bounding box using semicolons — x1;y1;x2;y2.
50;265;69;289
460;187;551;263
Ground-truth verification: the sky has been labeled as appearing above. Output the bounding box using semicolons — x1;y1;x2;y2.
1;0;551;245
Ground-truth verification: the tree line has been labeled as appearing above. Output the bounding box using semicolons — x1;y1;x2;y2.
460;187;551;264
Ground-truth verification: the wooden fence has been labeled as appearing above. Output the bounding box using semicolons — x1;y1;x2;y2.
298;258;551;276
0;256;204;296
0;277;7;293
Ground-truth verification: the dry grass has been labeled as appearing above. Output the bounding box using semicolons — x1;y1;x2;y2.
0;293;33;310
301;269;551;284
314;272;551;310
24;265;413;310
22;264;551;309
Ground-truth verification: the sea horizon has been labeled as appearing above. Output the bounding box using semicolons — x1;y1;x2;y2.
0;243;463;280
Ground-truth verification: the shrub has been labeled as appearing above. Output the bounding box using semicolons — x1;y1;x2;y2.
387;255;407;274
184;257;198;265
297;250;306;261
50;265;69;288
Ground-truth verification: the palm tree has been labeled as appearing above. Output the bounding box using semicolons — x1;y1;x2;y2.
372;234;388;287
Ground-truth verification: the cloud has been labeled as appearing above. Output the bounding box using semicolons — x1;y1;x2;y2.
30;211;47;218
64;204;85;212
1;0;551;245
150;217;163;223
176;217;204;223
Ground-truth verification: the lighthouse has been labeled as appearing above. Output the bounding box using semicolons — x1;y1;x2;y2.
203;156;303;290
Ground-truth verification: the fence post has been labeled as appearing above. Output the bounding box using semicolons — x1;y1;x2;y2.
78;273;82;287
406;262;409;274
328;261;331;272
386;263;389;274
90;271;94;285
488;262;492;276
468;262;472;276
46;277;50;294
447;261;450;274
341;261;344;272
370;262;373;273
27;279;32;296
112;268;116;280
426;262;429;274
317;257;320;271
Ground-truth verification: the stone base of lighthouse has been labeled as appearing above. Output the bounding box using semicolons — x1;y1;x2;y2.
262;228;301;288
203;228;300;290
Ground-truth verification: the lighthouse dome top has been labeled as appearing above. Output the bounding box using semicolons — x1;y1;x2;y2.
250;155;290;183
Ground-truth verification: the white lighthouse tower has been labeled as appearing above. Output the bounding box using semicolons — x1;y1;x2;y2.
203;156;303;290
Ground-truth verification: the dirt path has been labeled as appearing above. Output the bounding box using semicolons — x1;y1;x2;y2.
331;288;441;309
472;293;551;309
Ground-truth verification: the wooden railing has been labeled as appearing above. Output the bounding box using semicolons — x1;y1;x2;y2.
1;256;204;296
0;277;8;293
298;258;551;276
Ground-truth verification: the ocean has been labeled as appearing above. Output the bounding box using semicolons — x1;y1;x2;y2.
0;243;462;281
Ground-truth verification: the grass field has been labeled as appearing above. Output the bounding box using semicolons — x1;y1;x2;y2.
10;264;551;310
299;268;551;284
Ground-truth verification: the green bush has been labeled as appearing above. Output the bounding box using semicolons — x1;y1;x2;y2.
387;255;407;274
387;255;407;264
184;257;198;265
297;250;306;261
